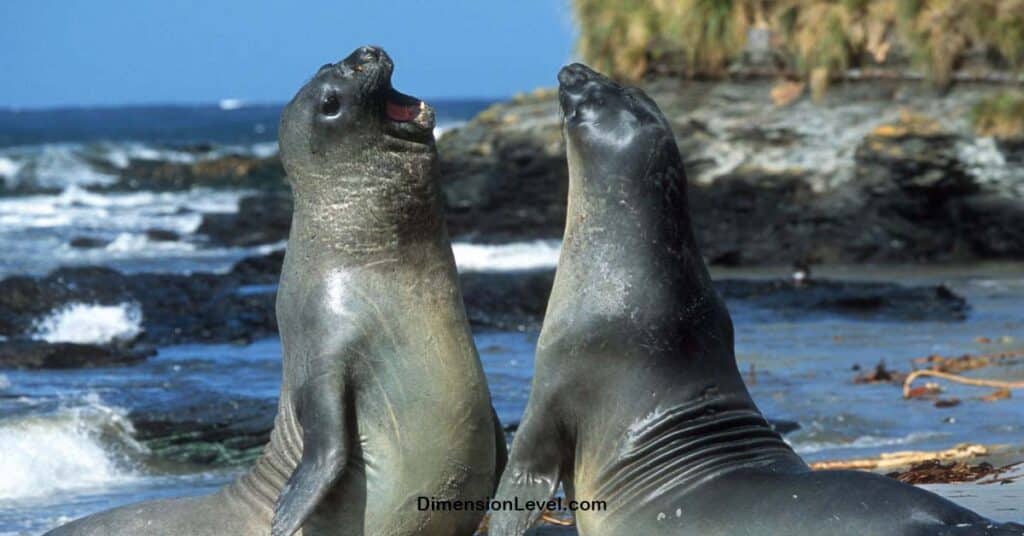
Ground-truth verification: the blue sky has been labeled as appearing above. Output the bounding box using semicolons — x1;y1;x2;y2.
0;1;577;108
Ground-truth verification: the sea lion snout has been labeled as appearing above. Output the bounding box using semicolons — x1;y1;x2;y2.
557;63;599;89
336;45;393;80
312;45;394;96
557;63;621;119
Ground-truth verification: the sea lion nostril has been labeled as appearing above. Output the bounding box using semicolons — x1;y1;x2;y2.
340;46;388;71
558;63;600;93
357;46;380;61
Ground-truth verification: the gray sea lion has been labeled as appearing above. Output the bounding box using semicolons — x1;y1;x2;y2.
48;45;505;536
489;63;1024;536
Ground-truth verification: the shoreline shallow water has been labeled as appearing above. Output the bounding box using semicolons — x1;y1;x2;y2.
1;263;1022;533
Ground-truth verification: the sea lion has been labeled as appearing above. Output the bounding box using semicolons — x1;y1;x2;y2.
48;45;505;536
489;63;1024;536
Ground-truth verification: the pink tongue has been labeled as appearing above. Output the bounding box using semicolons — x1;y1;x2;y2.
386;101;418;122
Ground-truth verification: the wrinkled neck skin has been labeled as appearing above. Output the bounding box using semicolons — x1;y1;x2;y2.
288;148;444;262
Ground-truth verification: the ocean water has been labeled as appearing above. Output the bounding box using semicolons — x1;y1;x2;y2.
0;103;1022;533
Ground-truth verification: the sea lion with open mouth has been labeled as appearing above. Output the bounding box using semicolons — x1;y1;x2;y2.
489;63;1024;536
48;45;505;536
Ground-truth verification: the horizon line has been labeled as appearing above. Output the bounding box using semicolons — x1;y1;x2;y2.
0;95;516;113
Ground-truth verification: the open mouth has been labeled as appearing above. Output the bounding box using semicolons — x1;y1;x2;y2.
383;88;434;144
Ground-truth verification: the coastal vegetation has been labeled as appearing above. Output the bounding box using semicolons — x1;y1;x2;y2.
573;0;1024;96
971;91;1024;138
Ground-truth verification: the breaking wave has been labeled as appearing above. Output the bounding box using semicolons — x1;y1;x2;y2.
452;240;561;272
32;302;143;345
0;141;279;192
791;430;949;455
0;394;143;500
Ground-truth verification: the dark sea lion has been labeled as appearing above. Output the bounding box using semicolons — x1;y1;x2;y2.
48;46;505;536
489;63;1024;536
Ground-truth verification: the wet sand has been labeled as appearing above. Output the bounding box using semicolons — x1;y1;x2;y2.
924;462;1024;523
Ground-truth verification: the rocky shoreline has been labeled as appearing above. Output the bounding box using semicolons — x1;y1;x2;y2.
80;78;1021;266
0;249;968;370
4;79;1022;266
442;79;1024;264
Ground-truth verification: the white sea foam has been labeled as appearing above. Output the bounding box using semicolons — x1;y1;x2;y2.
248;141;279;158
0;156;23;185
452;240;561;272
55;184;154;208
24;144;119;189
104;232;195;253
434;120;466;140
33;302;143;345
0;186;241;235
0;141;282;192
791;430;947;455
0;394;141;500
100;142;202;168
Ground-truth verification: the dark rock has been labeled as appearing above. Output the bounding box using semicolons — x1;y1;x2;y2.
433;84;1024;265
180;97;1024;265
717;279;968;321
100;154;286;192
0;266;130;336
769;419;801;435
129;393;275;465
689;172;823;265
68;236;111;249
460;269;554;330
229;250;284;282
438;102;568;243
0;340;154;369
955;194;1024;256
0;264;278;347
853;360;906;384
198;192;292;246
994;137;1024;165
855;128;977;199
145;229;180;242
0;248;971;355
456;267;968;329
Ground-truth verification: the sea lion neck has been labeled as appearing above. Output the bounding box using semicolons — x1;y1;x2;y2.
287;157;445;260
550;137;711;330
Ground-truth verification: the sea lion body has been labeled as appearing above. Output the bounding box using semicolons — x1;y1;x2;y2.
48;46;504;536
491;63;1023;536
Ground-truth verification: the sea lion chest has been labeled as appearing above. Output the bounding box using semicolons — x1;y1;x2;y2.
276;250;495;533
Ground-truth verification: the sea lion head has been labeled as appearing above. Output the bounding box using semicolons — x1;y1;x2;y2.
278;46;443;253
278;45;436;180
557;63;675;188
557;62;692;246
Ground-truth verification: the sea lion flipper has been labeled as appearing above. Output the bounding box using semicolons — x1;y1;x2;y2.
490;408;563;536
272;371;349;536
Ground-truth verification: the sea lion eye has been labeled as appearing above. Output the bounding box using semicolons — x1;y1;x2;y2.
321;94;340;116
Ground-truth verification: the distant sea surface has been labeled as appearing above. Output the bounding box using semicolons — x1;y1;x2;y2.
0;99;494;147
